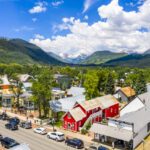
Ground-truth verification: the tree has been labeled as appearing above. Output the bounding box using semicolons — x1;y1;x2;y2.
9;73;23;111
125;73;138;89
31;69;54;118
97;70;108;92
104;73;115;95
84;71;100;100
135;72;147;95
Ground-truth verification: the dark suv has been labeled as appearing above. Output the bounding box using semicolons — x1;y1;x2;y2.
65;138;84;149
0;134;3;141
0;112;8;120
19;121;32;129
1;137;19;149
8;117;20;125
5;122;18;130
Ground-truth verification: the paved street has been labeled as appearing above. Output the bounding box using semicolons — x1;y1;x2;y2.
0;120;76;150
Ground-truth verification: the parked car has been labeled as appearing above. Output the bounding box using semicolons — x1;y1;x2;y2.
0;112;8;120
1;137;19;149
0;134;3;141
5;122;18;130
19;121;32;129
65;138;84;149
47;132;65;141
33;128;47;135
85;145;110;150
8;117;20;125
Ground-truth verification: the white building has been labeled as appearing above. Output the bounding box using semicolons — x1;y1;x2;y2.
90;92;150;149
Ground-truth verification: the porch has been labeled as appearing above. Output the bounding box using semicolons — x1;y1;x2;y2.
90;123;134;149
2;94;13;108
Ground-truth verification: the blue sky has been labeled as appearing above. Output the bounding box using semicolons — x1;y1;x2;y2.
0;0;149;57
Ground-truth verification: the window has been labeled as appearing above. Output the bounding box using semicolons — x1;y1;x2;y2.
93;109;94;113
111;108;113;113
68;113;71;119
79;121;81;126
65;121;67;127
72;123;74;129
147;122;150;132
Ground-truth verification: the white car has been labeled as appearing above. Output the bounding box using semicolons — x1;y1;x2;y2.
33;128;47;135
47;132;65;141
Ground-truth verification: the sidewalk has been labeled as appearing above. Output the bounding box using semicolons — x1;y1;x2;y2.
0;109;34;123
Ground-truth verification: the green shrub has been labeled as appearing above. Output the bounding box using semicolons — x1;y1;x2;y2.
85;120;91;130
102;119;108;124
81;128;88;135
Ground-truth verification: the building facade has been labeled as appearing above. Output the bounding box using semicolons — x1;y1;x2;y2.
90;92;150;149
115;87;135;103
63;95;119;132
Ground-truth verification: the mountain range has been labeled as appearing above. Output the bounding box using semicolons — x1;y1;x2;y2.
80;51;127;65
0;37;150;68
0;38;65;65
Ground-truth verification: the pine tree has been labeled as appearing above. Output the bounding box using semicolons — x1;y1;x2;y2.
104;73;115;95
135;72;147;95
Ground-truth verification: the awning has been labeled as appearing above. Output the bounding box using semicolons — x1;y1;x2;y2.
90;123;133;142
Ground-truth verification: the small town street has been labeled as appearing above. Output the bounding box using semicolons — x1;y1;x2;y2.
0;120;75;150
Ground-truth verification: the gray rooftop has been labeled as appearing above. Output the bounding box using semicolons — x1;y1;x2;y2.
138;91;150;105
67;87;85;97
118;104;150;133
50;95;85;112
9;143;30;150
20;91;32;98
90;123;133;142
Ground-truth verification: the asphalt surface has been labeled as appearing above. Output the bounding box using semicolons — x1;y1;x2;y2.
0;120;78;150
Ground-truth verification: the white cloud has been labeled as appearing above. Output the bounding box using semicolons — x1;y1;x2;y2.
82;0;99;13
52;17;75;33
32;18;37;22
14;26;34;32
51;0;64;7
84;15;89;20
30;0;150;58
29;2;47;14
34;34;44;39
62;17;75;23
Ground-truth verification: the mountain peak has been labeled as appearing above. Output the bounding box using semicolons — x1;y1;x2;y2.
144;49;150;54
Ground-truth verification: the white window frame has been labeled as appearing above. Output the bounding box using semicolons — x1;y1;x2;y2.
111;108;113;113
68;113;71;119
79;121;81;126
72;123;74;129
65;121;67;127
92;109;94;113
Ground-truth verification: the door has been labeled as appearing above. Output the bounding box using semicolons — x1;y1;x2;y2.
68;123;71;130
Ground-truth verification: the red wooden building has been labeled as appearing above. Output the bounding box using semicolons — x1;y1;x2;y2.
63;95;119;132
